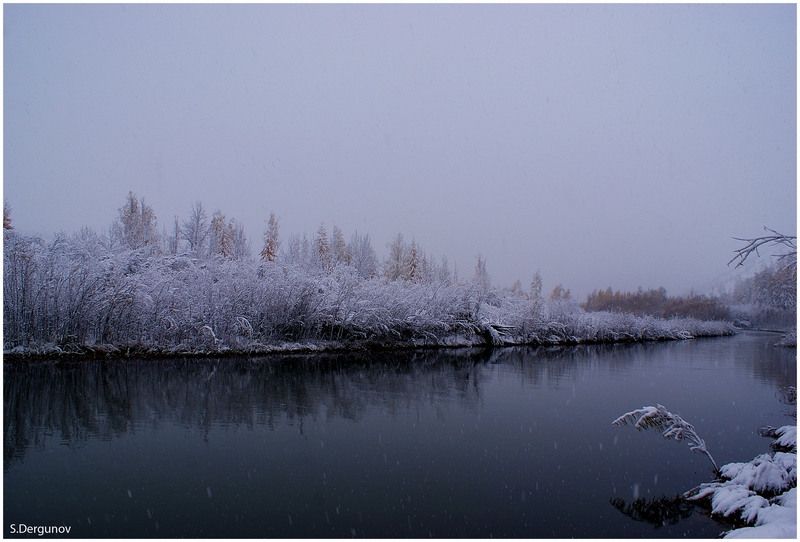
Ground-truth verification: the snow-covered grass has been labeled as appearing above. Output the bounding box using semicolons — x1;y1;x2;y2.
3;230;736;358
613;403;718;472
685;424;797;539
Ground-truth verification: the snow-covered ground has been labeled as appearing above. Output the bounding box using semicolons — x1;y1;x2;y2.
686;425;797;539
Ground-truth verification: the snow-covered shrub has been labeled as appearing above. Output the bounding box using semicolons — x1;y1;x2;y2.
3;228;736;356
611;398;796;538
685;425;797;538
760;425;797;451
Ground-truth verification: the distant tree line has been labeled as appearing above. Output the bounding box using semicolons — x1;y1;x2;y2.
101;193;457;286
582;229;796;331
725;226;796;332
720;264;796;330
581;287;731;322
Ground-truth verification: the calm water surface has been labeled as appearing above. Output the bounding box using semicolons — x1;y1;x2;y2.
4;331;796;538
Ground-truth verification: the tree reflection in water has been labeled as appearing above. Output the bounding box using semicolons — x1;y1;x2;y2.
6;334;793;471
5;348;492;468
610;495;696;529
4;344;629;468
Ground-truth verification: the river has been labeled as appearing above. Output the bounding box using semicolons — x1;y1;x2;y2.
4;331;795;538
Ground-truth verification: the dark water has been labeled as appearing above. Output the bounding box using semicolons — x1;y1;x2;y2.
4;331;796;538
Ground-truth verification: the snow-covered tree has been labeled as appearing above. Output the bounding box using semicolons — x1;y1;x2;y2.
727;227;796;332
531;270;543;299
284;233;313;269
315;222;331;273
231;219;251;261
547;283;575;322
405;239;421;282
181;201;210;257
348;231;378;279
331;225;348;266
509;279;525;297
208;210;235;258
168;216;180;254
473;253;490;291
438;255;452;285
3;230;42;346
111;192;159;250
4;202;13;230
754;265;796;311
260;211;280;263
385;233;407;281
421;253;439;284
550;283;571;301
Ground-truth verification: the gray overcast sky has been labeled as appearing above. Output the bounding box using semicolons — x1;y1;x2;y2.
4;3;796;299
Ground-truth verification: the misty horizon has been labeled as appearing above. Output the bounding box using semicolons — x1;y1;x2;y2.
4;3;796;299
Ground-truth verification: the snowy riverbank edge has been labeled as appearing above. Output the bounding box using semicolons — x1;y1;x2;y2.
685;425;797;539
3;316;736;361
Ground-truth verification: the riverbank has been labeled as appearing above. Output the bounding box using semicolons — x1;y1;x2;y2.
4;312;736;361
4;234;769;361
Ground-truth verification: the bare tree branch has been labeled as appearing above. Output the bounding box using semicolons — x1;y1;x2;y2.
728;227;797;271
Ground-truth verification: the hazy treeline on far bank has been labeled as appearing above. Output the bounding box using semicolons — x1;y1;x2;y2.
6;193;787;358
582;262;795;332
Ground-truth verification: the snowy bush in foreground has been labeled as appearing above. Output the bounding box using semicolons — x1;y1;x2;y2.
685;425;797;539
613;402;796;538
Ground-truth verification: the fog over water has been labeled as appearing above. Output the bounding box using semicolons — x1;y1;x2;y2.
4;3;796;298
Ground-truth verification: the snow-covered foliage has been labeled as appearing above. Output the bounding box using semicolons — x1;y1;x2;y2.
721;261;796;333
613;404;718;472
760;425;797;451
3;225;736;357
685;425;796;538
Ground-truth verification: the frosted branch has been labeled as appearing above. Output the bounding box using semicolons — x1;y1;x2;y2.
729;227;797;270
